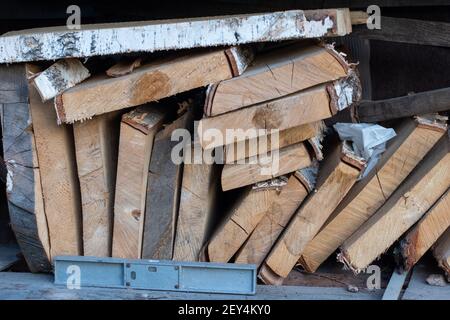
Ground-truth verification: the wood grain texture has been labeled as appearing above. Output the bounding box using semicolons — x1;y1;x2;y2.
221;142;312;191
433;229;450;276
400;188;450;270
0;9;351;63
173;144;220;261
234;174;311;267
260;141;363;282
205;44;350;116
55;48;250;123
206;184;280;263
112;106;165;259
142;110;193;260
223;122;324;164
0;64;51;272
340;132;450;272
353;16;450;48
32;59;90;101
298;118;447;273
355;87;450;123
73;112;121;257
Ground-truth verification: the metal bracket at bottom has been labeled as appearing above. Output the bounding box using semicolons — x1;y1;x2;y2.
54;256;256;295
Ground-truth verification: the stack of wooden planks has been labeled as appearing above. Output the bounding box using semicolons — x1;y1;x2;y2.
1;7;450;287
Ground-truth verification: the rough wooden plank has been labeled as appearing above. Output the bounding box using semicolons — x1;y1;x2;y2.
32;59;90;101
400;188;450;270
0;9;351;64
0;272;383;300
206;181;282;263
260;140;365;283
142;109;193;260
28;64;82;258
353;16;450;48
224;122;325;164
355;87;450;123
73;112;121;257
55;47;251;123
402;262;449;300
0;64;51;272
298;117;447;273
235;169;315;267
433;228;450;276
200;71;360;149
205;43;351;116
173;143;220;262
221;142;312;191
339;131;450;272
112;106;165;259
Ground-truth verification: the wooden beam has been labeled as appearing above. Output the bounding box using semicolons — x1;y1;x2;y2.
433;228;450;276
142;109;194;260
112;106;165;259
172;143;220;261
32;59;90;101
224;122;325;164
55;47;252;124
339;131;450;273
0;9;351;64
235;167;316;267
298;117;447;273
355;87;450;123
199;71;360;149
204;43;351;117
350;11;368;25
400;188;450;270
73;112;121;257
353;16;450;48
27;64;82;257
0;64;51;272
260;139;365;283
206;179;283;263
221;142;312;191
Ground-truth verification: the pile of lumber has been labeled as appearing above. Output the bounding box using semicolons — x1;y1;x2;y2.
1;7;450;287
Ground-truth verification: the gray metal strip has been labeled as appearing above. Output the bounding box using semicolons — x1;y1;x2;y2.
54;256;257;295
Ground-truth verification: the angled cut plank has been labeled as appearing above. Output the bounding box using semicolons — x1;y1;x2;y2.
0;9;351;64
32;59;90;101
204;43;351;116
223;122;324;164
112;106;165;259
260;140;365;283
353;16;450;48
355;87;450;123
27;64;82;257
73;112;121;257
206;179;283;263
200;72;360;149
172;143;220;261
298;117;447;273
235;167;316;267
55;47;252;123
400;188;450;270
142;109;194;260
0;64;51;272
433;229;450;276
339;131;450;272
221;142;312;191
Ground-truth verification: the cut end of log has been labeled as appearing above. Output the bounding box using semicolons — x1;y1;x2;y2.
121;106;165;134
258;263;285;285
327;70;362;114
295;160;319;192
415;114;448;133
341;141;366;170
225;46;255;77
